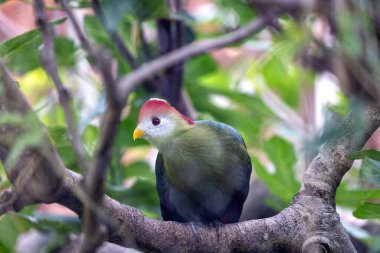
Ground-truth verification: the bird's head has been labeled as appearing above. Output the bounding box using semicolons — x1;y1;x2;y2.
133;98;194;147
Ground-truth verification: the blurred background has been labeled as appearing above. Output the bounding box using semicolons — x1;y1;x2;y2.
0;0;380;252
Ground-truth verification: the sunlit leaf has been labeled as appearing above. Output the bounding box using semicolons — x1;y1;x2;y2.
353;202;380;219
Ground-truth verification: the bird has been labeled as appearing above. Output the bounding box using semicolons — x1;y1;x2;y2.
133;98;252;224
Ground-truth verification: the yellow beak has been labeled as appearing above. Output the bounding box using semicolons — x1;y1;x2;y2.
133;128;145;141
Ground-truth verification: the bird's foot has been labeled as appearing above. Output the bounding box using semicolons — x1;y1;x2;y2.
210;220;222;242
189;222;202;242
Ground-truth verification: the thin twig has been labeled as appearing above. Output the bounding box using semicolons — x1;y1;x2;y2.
33;0;92;174
118;14;272;100
60;0;120;105
91;0;138;69
60;0;95;57
248;0;318;13
59;1;124;252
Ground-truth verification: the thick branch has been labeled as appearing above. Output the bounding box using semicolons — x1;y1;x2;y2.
53;168;354;252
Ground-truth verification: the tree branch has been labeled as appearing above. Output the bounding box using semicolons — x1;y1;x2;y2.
248;0;319;13
303;104;380;195
91;0;138;69
0;62;65;204
117;14;273;101
59;1;125;251
33;0;92;174
54;167;355;252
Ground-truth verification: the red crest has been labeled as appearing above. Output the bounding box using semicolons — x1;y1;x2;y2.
138;98;194;125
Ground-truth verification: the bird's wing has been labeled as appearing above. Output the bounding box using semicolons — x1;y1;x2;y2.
155;152;186;222
197;120;252;223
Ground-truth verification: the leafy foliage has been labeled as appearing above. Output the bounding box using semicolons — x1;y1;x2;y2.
0;18;67;73
252;136;300;207
0;0;380;251
347;149;380;220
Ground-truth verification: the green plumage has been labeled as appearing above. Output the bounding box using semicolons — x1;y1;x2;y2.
156;120;251;224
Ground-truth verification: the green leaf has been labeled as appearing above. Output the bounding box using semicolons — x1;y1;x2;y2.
84;15;112;48
215;0;257;25
260;22;315;109
48;126;77;170
6;127;42;168
0;17;67;59
264;136;299;190
249;136;300;206
102;0;168;30
348;148;380;187
261;54;305;108
0;213;33;251
353;202;380;219
0;17;67;73
123;161;155;183
251;156;296;206
54;36;78;68
336;186;380;208
115;103;141;148
349;149;380;161
0;30;40;58
49;124;97;171
185;55;217;80
187;83;273;146
0;113;43;168
32;214;81;234
0;29;41;73
106;179;160;218
359;157;380;187
48;17;68;26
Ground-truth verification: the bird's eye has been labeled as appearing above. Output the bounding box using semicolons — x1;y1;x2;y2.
152;117;161;126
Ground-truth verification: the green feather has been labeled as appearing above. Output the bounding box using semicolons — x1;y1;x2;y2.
159;120;249;193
